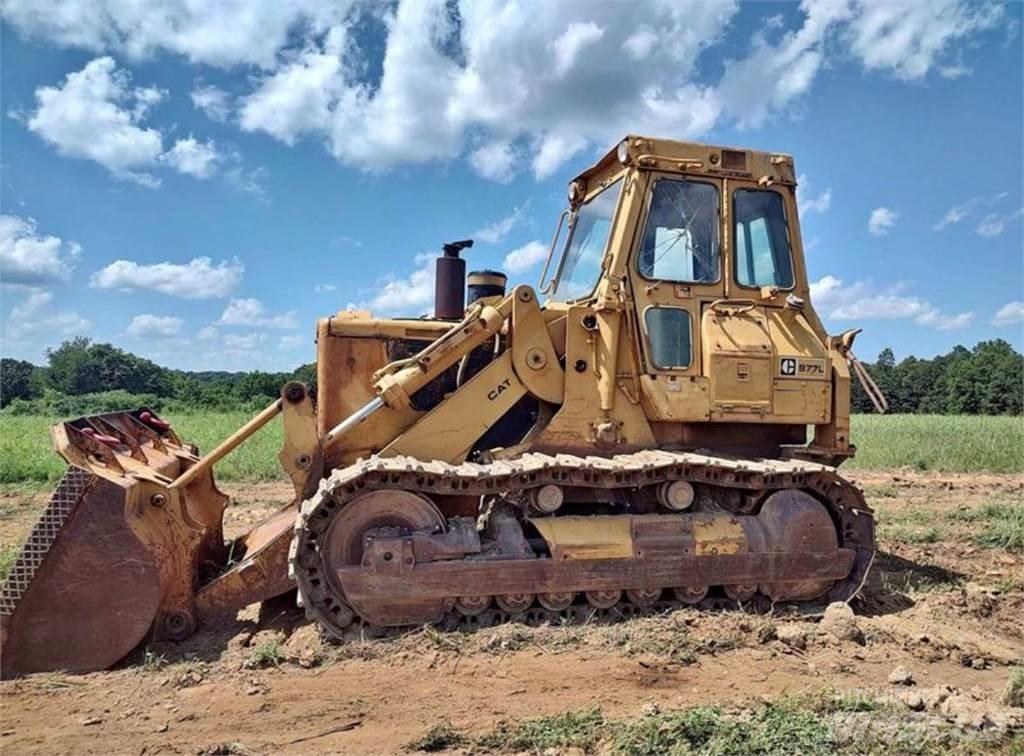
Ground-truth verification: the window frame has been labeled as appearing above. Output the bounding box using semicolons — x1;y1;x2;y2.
731;186;797;292
642;304;694;370
549;177;625;303
634;176;722;286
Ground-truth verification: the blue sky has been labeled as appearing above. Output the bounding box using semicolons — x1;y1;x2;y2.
1;0;1022;372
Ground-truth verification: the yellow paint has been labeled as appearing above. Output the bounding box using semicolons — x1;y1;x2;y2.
692;514;747;555
530;516;633;560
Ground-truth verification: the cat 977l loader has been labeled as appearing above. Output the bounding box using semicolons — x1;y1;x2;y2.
0;136;880;678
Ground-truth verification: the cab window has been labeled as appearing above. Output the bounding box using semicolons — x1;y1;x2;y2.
644;307;692;369
734;189;795;289
550;178;623;301
637;179;719;283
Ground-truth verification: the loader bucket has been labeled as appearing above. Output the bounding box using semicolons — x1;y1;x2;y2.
0;410;230;678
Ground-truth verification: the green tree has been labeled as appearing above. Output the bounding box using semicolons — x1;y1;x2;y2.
0;358;38;407
46;338;171;396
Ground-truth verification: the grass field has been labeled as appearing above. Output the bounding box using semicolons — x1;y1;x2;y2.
1;413;1021;488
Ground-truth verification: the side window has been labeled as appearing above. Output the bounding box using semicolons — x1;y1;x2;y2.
734;189;795;288
644;307;692;369
637;179;719;283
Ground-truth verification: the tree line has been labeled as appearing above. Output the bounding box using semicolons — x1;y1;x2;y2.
1;337;314;414
1;336;1021;415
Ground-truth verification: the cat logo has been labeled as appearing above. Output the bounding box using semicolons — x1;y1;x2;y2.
488;378;512;401
779;357;826;378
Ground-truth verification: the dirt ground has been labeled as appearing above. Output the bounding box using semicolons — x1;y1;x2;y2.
0;470;1021;755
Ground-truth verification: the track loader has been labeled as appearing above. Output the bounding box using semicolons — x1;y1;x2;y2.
1;136;880;678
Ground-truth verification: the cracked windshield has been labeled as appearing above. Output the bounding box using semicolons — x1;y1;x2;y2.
637;179;719;283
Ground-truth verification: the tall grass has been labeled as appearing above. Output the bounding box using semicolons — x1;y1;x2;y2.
0;412;285;487
1;412;1021;488
847;414;1023;473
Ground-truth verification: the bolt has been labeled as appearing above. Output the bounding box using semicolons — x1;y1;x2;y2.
296;454;312;469
150;493;167;507
574;359;587;373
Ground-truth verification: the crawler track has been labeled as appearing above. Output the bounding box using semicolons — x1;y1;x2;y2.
290;451;875;639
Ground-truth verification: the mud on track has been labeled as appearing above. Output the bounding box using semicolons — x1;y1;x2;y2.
0;470;1022;754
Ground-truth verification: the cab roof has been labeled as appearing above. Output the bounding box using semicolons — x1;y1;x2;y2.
573;135;797;187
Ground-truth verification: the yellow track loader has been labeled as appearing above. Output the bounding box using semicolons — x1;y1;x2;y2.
0;136;878;678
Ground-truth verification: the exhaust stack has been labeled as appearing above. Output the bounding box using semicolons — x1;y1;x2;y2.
435;239;472;319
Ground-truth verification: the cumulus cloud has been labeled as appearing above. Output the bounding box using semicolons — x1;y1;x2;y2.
844;0;1004;81
217;297;297;328
474;204;528;244
868;207;898;236
467;141;518;184
21;56;225;185
314;283;337;293
356;253;435;315
796;174;831;216
811;275;973;331
159;136;221;179
90;256;244;298
3;289;91;343
0;214;81;286
5;1;1006;183
24;56;166;185
126;313;183;338
191;83;231;122
0;0;356;68
279;334;305;349
503;240;548;275
992;301;1024;327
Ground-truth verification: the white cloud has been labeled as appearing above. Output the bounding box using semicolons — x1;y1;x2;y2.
223;332;266;351
3;288;91;343
279;334;305;349
933;192;1009;230
976;208;1023;238
314;283;337;293
224;165;269;198
191;83;231;122
868;207;898;236
467;141;518;184
796;174;831;216
992;301;1024;327
503;240;548;275
238;27;347;144
126;313;183;338
0;214;81;286
6;1;1005;184
90;256;244;298
622;28;658;60
358;253;435;315
24;56;165;185
552;21;605;77
531;133;586;181
717;1;854;129
217;297;297;329
845;0;1004;81
22;56;226;185
159;136;221;179
474;204;528;244
197;325;219;340
0;1;356;68
811;275;973;331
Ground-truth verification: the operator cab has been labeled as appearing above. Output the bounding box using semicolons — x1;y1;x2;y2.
541;136;833;443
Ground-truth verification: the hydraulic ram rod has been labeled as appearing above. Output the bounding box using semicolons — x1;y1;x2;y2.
169;399;283;490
